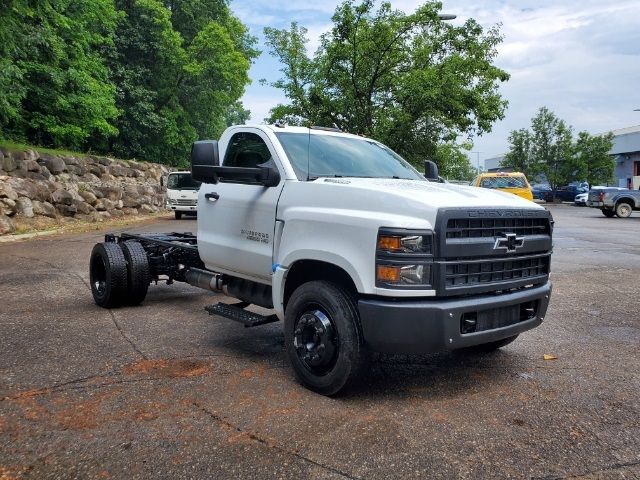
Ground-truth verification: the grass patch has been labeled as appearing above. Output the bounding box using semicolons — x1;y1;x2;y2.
0;140;91;158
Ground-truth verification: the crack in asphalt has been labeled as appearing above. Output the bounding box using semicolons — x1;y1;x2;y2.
11;254;92;291
533;458;640;479
108;309;148;360
192;401;363;480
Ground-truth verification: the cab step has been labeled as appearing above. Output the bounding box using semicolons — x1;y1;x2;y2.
205;302;279;328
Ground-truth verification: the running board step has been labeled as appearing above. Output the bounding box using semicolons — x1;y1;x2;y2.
205;302;279;328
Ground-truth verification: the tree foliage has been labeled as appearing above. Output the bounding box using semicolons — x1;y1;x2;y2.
433;142;475;181
504;107;615;192
263;0;509;167
0;0;257;165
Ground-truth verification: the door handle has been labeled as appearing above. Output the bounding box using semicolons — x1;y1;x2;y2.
205;192;220;201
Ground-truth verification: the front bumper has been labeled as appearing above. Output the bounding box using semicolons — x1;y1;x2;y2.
166;203;198;212
358;282;552;354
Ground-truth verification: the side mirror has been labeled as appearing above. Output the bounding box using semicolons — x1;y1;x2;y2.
258;164;281;187
424;160;439;181
191;140;220;184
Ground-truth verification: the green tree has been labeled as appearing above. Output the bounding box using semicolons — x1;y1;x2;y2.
573;131;615;187
263;1;509;168
433;142;475;181
502;128;534;176
110;0;258;165
0;0;119;149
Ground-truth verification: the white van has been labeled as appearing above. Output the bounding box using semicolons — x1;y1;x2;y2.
163;171;200;219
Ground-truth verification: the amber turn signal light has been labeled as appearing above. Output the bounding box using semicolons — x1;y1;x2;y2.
376;265;401;283
377;235;402;251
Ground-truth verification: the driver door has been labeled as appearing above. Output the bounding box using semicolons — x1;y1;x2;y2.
197;129;285;282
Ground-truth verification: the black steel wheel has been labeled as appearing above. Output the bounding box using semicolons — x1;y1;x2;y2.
174;211;182;220
602;209;616;218
121;240;151;306
284;281;367;395
89;242;128;308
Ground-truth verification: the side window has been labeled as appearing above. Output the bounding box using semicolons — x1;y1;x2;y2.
223;132;272;168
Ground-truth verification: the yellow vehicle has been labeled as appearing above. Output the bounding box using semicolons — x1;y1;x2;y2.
471;172;534;201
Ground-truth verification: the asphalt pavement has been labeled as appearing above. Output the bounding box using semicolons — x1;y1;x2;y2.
1;206;639;479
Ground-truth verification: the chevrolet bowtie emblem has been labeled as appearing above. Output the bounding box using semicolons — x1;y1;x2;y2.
494;233;525;253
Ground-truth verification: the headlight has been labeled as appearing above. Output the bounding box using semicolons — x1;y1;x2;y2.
376;228;433;288
168;198;177;204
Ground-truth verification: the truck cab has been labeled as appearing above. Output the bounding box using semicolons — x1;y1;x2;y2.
164;171;201;219
91;125;553;395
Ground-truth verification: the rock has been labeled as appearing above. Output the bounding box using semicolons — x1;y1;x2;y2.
0;181;18;201
23;159;41;172
15;197;34;218
32;200;57;218
40;166;52;179
0;198;16;216
2;156;17;172
43;156;66;174
111;209;125;217
79;173;100;183
75;212;101;223
139;204;156;214
88;165;105;176
122;207;138;216
94;185;122;201
108;164;134;177
79;190;97;205
122;195;141;209
8;178;41;200
50;189;74;205
94;198;117;211
72;199;95;215
26;172;48;182
63;156;80;166
0;215;16;235
25;150;38;162
97;211;112;220
66;164;86;176
56;203;77;217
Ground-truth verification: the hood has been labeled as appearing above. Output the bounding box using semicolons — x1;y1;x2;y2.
317;177;542;210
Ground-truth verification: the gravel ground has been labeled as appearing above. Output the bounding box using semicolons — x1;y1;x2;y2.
0;206;638;479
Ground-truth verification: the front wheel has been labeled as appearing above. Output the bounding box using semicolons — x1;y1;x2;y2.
174;211;182;220
284;281;367;396
615;202;633;218
602;209;616;218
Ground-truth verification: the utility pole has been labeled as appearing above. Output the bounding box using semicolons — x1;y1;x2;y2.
470;151;482;174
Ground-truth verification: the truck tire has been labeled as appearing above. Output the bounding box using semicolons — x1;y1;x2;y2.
121;240;151;305
615;202;632;218
284;281;367;396
602;209;615;218
459;334;519;353
174;211;182;220
89;242;128;308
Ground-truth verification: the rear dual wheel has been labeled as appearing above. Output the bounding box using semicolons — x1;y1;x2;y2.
89;241;150;308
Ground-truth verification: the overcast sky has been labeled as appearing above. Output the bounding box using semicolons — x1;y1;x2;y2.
234;0;640;167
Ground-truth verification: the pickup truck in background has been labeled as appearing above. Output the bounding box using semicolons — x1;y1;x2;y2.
89;125;553;395
588;187;640;218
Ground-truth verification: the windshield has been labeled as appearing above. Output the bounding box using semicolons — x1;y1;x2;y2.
480;176;528;189
275;132;424;181
167;173;201;190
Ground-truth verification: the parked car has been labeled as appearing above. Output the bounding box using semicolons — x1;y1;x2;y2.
470;172;533;201
587;187;639;218
543;185;588;202
574;192;588;206
532;183;552;200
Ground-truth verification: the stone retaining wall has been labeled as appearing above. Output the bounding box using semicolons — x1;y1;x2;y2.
0;147;170;235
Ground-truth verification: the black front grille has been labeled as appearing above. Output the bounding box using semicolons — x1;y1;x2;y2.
446;217;550;239
444;254;549;289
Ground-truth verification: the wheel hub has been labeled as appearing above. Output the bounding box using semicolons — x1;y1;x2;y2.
293;310;337;372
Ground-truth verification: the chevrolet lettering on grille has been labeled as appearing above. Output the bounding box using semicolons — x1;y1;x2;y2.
494;233;525;253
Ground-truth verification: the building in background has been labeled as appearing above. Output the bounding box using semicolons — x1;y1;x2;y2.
484;154;507;173
608;125;640;189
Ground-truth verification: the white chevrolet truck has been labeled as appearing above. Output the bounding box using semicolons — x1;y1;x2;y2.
89;125;553;395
